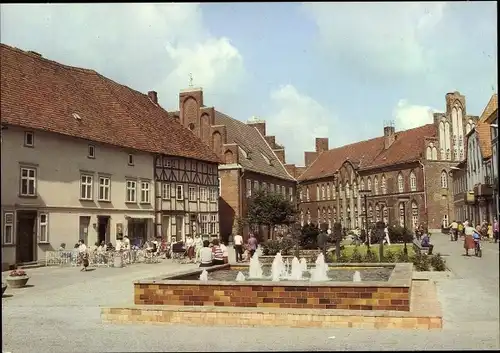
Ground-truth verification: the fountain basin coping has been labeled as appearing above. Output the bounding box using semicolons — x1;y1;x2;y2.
134;263;412;288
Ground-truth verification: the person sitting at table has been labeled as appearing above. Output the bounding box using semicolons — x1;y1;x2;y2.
421;232;434;255
211;239;225;265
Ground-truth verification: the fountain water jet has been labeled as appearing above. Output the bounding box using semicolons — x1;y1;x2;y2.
199;269;208;281
271;252;286;281
249;250;263;279
310;253;329;282
236;271;246;282
299;258;308;272
353;270;362;282
290;257;303;280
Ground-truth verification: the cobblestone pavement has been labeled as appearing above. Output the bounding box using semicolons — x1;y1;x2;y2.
2;237;499;352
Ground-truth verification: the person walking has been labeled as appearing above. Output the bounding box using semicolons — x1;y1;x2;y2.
233;233;243;263
384;225;391;245
317;224;328;260
464;223;475;256
493;218;499;244
450;220;458;241
247;233;258;258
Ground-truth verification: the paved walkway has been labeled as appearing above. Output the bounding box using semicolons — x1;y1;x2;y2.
2;237;499;352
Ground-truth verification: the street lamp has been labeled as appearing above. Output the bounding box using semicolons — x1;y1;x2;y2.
358;189;372;245
397;196;411;255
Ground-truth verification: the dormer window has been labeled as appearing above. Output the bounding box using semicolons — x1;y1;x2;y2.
24;131;34;147
261;153;272;165
239;146;248;159
88;144;95;158
128;154;134;166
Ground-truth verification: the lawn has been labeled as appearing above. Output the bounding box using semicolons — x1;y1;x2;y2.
338;243;415;257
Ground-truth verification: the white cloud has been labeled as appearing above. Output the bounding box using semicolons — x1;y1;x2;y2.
392;99;437;130
303;2;447;77
267;85;336;165
0;4;245;109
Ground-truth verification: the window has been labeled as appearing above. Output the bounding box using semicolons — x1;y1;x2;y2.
98;176;111;201
339;183;343;199
360;178;365;191
399;203;405;227
307;210;311;224
411;201;418;229
24;131;34;147
140;181;150;203
410;172;417;191
39;213;48;243
397;173;404;193
440;171;448;189
189;186;197;201
321;185;325;200
316;185;320;200
245;179;252;197
306;187;310;201
210;214;218;234
367;178;372;192
210;188;218;202
289;187;293;202
88;144;95;158
381;175;387;194
176;185;184;200
353;182;358;198
200;187;208;202
317;208;321;223
326;184;330;199
332;186;336;200
128;154;134;166
3;212;14;245
442;214;449;228
20;167;36;196
299;190;303;201
80;174;93;200
125;180;136;202
345;182;350;198
162;183;171;200
253;180;259;193
374;177;379;195
201;214;209;234
218;177;221;196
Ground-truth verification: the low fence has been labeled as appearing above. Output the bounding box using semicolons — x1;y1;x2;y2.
45;250;161;268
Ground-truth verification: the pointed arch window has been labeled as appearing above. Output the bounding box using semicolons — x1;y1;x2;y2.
367;177;372;192
326;184;330;199
410;171;417;191
397;173;404;193
345;182;350;198
316;185;320;200
373;176;379;195
381;175;387;194
353;181;358;198
441;171;448;189
411;201;419;229
321;185;325;200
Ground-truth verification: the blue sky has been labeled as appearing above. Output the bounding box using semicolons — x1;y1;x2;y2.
1;3;497;165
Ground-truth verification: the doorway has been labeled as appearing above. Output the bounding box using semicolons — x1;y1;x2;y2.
176;216;184;242
97;216;110;245
79;216;91;246
16;210;37;263
162;216;170;240
128;219;148;247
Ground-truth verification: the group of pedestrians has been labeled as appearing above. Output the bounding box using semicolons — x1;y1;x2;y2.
449;219;499;256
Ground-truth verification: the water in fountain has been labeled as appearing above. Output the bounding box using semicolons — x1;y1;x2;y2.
299;258;308;272
352;270;362;282
289;257;303;280
199;269;208;281
236;271;246;282
271;252;286;281
310;253;330;282
285;258;290;276
248;250;263;279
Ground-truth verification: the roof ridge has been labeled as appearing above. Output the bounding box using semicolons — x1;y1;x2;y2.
253;125;296;181
1;43;97;75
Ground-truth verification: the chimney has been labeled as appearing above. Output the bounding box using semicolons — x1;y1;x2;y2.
315;137;329;154
383;122;396;149
274;149;286;164
304;151;318;168
247;117;266;136
148;91;158;105
265;135;276;148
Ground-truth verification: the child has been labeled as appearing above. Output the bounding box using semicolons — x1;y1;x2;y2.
242;245;251;262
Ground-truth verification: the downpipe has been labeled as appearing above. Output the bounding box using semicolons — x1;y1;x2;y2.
418;160;428;220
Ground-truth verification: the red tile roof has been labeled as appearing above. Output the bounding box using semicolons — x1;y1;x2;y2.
298;124;436;181
0;44;220;164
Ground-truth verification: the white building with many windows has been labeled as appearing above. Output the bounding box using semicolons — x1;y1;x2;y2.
0;44;219;268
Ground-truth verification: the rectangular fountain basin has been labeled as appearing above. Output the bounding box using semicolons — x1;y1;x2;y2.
134;263;413;311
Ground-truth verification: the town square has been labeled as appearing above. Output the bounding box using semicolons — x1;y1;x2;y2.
1;2;499;352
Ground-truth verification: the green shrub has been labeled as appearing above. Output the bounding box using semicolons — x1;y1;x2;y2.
384;248;396;263
363;248;379;263
332;250;349;263
350;247;363;263
412;253;431;271
262;238;294;256
396;249;410;263
430;253;447;271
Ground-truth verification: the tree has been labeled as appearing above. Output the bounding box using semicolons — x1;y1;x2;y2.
332;222;343;261
375;221;386;261
246;190;296;240
300;223;319;249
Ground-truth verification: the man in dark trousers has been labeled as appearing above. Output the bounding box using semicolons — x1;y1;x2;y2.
317;223;329;260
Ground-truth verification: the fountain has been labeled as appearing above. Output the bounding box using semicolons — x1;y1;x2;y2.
310;253;329;282
199;269;208;281
289;257;303;280
353;270;362;282
271;252;286;281
299;258;308;272
236;271;246;282
248;250;263;279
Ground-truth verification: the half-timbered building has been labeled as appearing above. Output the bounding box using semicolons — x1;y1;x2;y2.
154;155;219;243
